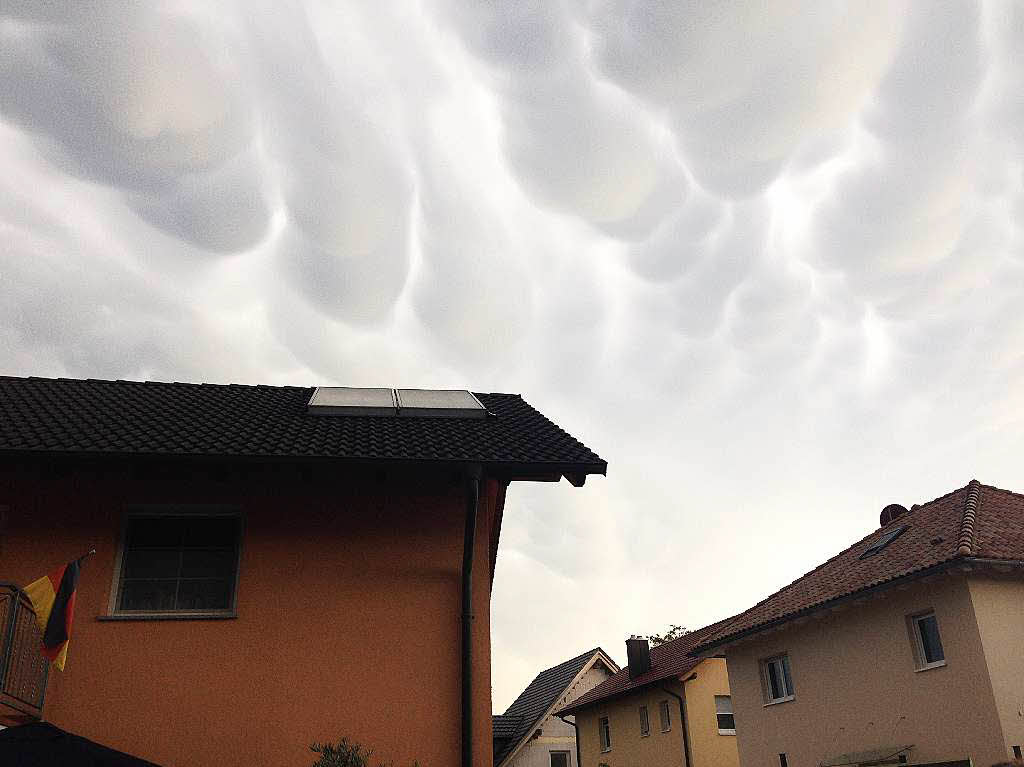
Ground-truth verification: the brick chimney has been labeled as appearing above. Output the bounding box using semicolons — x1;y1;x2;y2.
626;635;651;678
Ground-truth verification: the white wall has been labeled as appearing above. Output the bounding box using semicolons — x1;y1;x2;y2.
506;662;614;767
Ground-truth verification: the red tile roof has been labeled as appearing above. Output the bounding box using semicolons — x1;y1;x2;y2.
692;480;1024;653
557;619;735;715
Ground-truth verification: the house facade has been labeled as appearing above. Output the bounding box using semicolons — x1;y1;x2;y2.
0;377;607;767
559;632;739;767
493;648;618;767
692;480;1024;767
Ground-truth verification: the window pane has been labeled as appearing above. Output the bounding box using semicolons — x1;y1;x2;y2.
180;549;237;578
639;706;649;735
119;513;240;614
715;695;733;714
127;517;184;548
120;579;177;611
717;713;736;730
175;578;232;610
917;615;945;663
659;700;671;730
781;655;794;695
182;517;239;548
123;549;180;579
599;718;610;750
550;752;569;767
767;660;783;699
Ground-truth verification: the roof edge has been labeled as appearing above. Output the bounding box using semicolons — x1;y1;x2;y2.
557;659;704;716
498;649;616;767
956;479;982;555
690;557;967;655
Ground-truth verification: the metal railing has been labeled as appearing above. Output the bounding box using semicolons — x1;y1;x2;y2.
0;583;48;722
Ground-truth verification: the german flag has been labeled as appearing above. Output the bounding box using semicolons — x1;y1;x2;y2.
23;559;82;671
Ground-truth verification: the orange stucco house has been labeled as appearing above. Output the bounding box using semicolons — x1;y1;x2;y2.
0;377;606;767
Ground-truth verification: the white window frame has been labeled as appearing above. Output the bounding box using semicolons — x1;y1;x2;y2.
908;610;946;671
598;716;611;753
549;750;571;767
658;699;672;732
760;654;795;705
638;704;650;737
715;695;736;735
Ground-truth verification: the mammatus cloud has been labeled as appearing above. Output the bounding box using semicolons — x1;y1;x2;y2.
2;0;1022;712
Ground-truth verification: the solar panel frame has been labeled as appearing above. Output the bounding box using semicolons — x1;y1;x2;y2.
395;389;487;419
307;387;398;417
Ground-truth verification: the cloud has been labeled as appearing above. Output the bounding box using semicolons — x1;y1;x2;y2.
2;0;1023;715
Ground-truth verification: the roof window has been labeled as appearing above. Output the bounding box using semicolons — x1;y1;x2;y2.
307;387;487;419
859;525;909;559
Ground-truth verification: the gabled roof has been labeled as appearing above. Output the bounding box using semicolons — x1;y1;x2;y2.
494;648;617;767
692;480;1024;653
557;620;733;716
0;376;606;479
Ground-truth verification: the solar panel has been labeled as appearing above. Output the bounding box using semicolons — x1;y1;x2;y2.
307;388;488;418
396;389;487;419
859;525;909;559
307;387;397;416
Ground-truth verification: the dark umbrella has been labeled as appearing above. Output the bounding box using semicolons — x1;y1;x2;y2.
0;721;162;766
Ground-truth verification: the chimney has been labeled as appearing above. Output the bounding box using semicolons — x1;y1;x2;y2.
626;635;651;679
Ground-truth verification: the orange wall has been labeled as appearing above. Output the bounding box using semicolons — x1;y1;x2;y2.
0;457;498;767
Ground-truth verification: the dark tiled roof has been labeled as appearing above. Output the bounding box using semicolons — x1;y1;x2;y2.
494;648;614;766
692;480;1024;653
557;620;735;715
0;377;606;475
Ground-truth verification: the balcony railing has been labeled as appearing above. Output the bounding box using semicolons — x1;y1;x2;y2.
0;583;48;724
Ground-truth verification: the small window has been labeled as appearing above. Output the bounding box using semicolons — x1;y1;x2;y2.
715;695;736;735
658;700;671;732
114;513;241;615
909;611;945;669
1013;746;1022;759
598;717;611;752
639;705;650;736
549;751;570;767
859;525;909;559
779;754;788;767
761;654;795;704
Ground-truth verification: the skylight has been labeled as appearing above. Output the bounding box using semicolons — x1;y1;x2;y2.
859;525;909;560
307;388;487;419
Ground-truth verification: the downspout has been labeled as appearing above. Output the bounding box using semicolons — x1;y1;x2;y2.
462;464;482;767
555;713;583;767
660;672;697;767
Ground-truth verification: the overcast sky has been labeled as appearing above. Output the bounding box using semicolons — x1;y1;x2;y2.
2;0;1023;713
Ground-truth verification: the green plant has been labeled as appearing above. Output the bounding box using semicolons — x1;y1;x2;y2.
309;737;420;767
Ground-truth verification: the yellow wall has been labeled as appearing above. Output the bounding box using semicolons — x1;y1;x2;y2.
725;573;1009;767
575;659;739;767
967;574;1024;755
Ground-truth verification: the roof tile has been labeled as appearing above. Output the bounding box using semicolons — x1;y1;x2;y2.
0;377;606;472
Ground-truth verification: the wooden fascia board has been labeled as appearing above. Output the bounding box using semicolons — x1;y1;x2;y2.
498;652;616;767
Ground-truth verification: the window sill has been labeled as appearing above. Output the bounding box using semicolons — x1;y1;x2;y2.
600;748;611;754
660;729;671;734
718;729;737;736
98;612;237;621
763;695;795;707
914;660;947;672
640;733;650;738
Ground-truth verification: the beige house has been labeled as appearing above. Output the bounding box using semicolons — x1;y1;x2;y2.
558;630;740;767
494;648;619;767
691;480;1024;767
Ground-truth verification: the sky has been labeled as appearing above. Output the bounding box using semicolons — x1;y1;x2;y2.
1;0;1023;713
